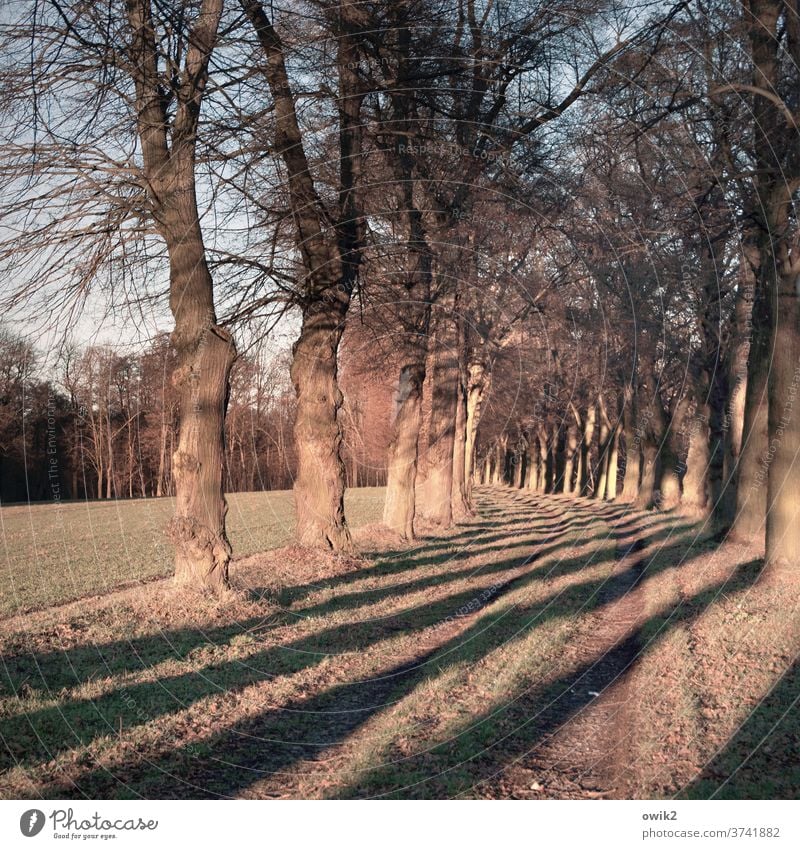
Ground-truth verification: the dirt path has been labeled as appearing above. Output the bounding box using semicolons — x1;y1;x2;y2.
237;490;671;800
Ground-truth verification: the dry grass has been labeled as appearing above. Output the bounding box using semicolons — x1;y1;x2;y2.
1;487;797;800
0;488;385;617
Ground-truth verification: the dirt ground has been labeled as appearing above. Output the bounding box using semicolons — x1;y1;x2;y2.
1;487;797;799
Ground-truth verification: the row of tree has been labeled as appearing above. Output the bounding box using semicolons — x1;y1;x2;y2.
0;0;797;591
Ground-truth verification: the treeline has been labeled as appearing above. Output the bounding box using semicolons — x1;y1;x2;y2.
0;329;390;503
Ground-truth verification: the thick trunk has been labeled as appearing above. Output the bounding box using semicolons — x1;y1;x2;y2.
451;329;471;520
527;439;539;490
513;448;525;488
595;400;610;501
681;402;712;517
419;314;459;524
637;439;659;510
579;404;596;495
383;363;425;539
290;297;352;550
605;427;619;500
537;426;548;492
764;267;800;576
164;215;235;591
464;360;489;504
619;387;641;503
731;280;770;542
169;323;235;590
562;413;580;495
657;395;689;511
721;247;755;521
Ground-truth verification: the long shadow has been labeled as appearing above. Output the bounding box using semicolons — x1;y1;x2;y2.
0;501;596;697
292;520;701;621
329;557;766;799
25;526;742;798
1;509;710;776
270;507;656;605
679;658;800;800
269;524;579;604
0;500;575;696
0;612;286;697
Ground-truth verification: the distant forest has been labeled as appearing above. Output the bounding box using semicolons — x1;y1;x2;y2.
0;327;393;503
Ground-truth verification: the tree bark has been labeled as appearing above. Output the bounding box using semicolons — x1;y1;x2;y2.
127;0;234;591
731;277;770;542
381;11;433;539
605;426;619;500
418;311;459;525
536;424;549;492
243;0;365;550
451;321;471;519
464;357;490;504
579;403;596;495
562;407;580;494
383;362;425;539
290;295;352;549
681;399;712;517
721;245;755;522
764;265;800;575
619;387;641;503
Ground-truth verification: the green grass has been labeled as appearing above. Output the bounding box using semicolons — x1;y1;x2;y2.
0;488;386;617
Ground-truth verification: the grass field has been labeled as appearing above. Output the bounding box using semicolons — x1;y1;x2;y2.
0;488;385;617
1;487;797;799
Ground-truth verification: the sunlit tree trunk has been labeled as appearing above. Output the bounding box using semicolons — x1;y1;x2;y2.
381;13;433;539
536;425;549;493
290;295;352;549
721;246;755;522
464;357;490;503
128;0;235;591
732;265;770;543
620;386;641;503
419;310;458;524
451;321;471;519
579;403;596;495
243;0;365;550
562;407;580;494
605;426;619;500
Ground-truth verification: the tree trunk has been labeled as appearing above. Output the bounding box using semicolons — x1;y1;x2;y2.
383;363;425;539
290;297;352;550
657;394;689;511
637;439;659;510
681;401;712;517
596;398;611;500
513;448;525;488
537;425;549;492
163;204;236;592
562;411;580;495
764;266;800;576
464;358;490;504
731;279;770;543
451;325;471;520
721;253;754;522
418;311;459;525
605;426;619;500
156;418;167;498
619;386;641;503
580;403;596;495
